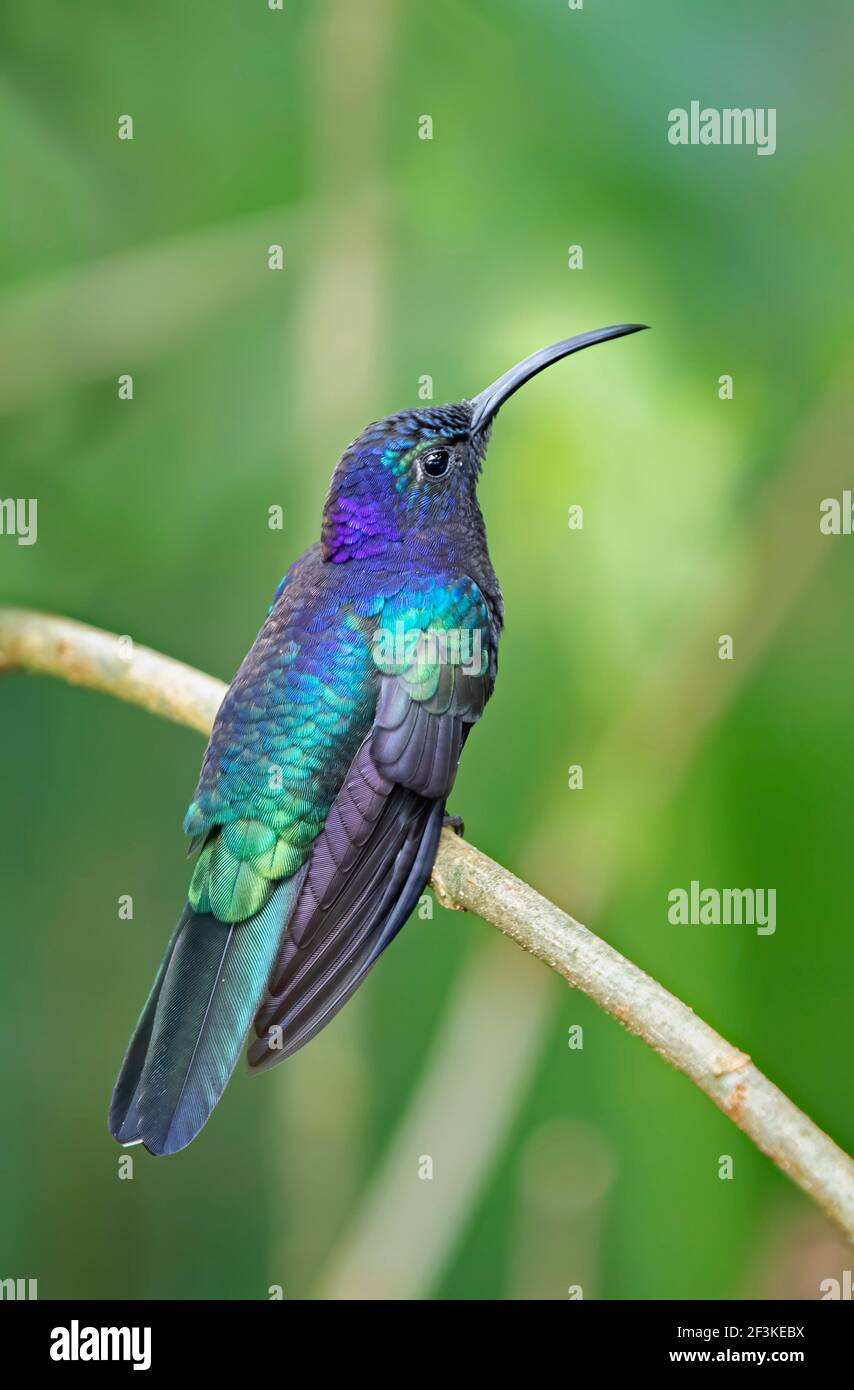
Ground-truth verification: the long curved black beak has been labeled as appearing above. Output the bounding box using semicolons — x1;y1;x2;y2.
468;323;649;433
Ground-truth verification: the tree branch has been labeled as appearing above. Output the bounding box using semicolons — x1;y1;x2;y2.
2;605;852;1242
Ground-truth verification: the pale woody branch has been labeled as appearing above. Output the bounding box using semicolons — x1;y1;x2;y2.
2;605;853;1242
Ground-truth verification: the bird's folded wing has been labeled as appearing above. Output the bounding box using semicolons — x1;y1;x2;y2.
249;589;495;1070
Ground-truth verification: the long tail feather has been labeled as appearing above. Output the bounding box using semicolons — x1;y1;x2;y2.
109;914;185;1145
109;870;306;1156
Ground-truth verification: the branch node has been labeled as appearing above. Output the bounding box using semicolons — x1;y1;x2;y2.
712;1049;752;1077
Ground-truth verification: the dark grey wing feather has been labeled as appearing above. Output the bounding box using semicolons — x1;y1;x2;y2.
248;667;478;1072
249;774;443;1069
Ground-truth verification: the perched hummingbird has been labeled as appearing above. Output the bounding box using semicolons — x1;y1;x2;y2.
109;323;647;1155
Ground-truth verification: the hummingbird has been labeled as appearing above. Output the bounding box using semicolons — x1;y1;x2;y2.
109;323;647;1155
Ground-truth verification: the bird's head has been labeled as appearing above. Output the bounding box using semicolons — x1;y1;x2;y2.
321;323;648;563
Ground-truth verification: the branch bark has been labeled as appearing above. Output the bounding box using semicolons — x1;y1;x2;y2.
2;605;852;1242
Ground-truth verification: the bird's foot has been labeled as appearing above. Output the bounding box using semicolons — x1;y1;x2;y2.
432;813;466;912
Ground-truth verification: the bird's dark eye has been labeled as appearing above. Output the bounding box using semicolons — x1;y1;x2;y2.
420;447;452;479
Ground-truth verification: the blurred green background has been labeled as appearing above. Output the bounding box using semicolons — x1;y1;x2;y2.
1;0;852;1300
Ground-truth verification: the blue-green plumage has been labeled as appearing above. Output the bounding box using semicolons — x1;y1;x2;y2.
109;324;647;1155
